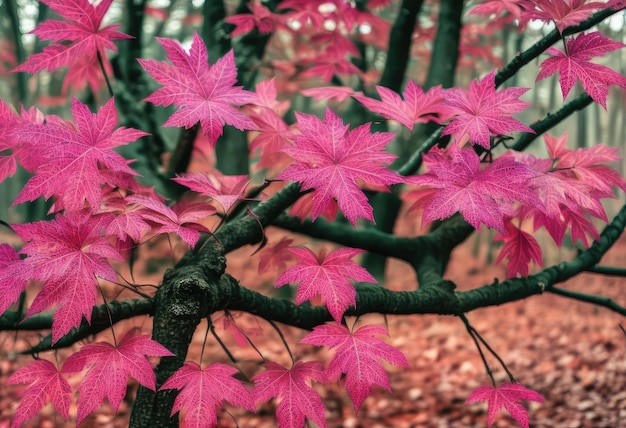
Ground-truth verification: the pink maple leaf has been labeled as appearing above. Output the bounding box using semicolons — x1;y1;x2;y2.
12;212;123;341
248;108;295;171
276;108;403;226
526;0;605;33
257;237;297;274
466;382;545;428
216;311;264;346
7;360;71;428
160;361;255;428
511;132;626;246
301;86;356;102
0;101;45;183
13;97;146;212
0;244;27;316
546;132;626;195
301;323;409;411
469;0;533;20
251;78;290;115
126;194;215;247
13;0;131;76
0;99;21;182
275;247;375;322
252;361;328;428
443;70;534;149
138;32;258;144
61;328;173;424
536;31;626;109
224;0;276;36
495;221;543;277
172;171;250;213
407;146;542;233
352;81;449;130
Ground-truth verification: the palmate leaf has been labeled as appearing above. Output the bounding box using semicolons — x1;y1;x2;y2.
408;146;542;233
11;212;123;342
14;97;146;212
160;361;255;428
62;328;173;424
13;0;131;79
526;0;605;33
537;31;626;108
276;108;403;226
495;221;543;278
275;247;376;322
173;171;250;213
7;360;71;428
466;383;545;428
301;323;409;411
352;81;449;130
252;361;328;428
138;32;258;144
443;71;534;149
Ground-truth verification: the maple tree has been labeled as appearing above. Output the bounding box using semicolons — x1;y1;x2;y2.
0;1;625;427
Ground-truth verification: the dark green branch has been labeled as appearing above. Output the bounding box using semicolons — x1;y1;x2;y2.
459;202;626;312
271;214;418;262
547;286;626;315
13;202;625;355
512;93;593;151
423;0;463;90
586;265;626;276
14;299;154;354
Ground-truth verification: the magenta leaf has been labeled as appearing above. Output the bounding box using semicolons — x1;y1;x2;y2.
252;361;328;428
61;328;173;424
301;323;409;411
172;171;250;213
443;70;533;149
13;0;131;79
138;32;258;144
12;212;123;342
353;81;449;130
276;108;403;226
276;246;375;322
536;31;626;108
7;360;71;428
14;97;146;212
466;382;545;428
495;221;543;277
160;361;255;428
408;146;542;233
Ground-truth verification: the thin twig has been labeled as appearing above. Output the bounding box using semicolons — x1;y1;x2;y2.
547;286;626;316
459;313;495;386
97;50;114;98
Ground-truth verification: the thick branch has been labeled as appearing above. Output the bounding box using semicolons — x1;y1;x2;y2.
379;0;423;91
17;299;154;354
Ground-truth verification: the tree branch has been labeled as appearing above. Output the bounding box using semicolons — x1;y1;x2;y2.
547;286;626;315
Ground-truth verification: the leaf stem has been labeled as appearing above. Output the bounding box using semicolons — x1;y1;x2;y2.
97;50;114;98
459;313;495;386
97;284;117;346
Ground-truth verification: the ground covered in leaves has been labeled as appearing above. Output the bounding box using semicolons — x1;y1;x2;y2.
1;222;625;427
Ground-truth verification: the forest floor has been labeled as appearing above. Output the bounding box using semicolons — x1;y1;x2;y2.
1;218;625;428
